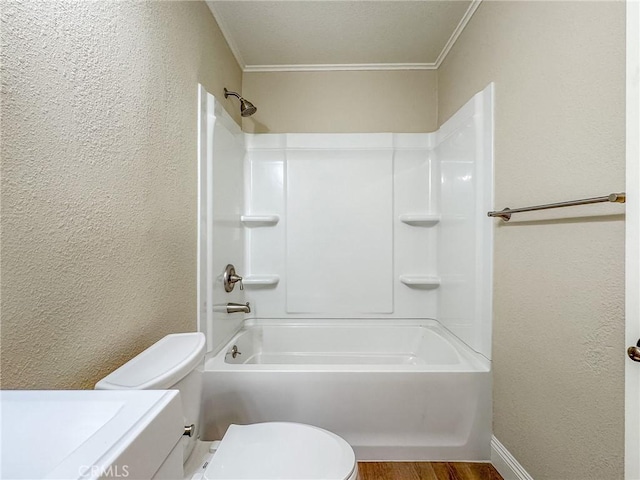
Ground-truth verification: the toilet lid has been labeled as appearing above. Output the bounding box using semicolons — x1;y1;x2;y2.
204;422;356;480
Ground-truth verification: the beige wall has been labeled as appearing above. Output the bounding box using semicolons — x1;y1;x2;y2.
0;1;242;389
438;2;625;479
242;70;438;133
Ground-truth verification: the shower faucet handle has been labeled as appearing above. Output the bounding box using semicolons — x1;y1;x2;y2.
232;275;244;291
223;264;244;292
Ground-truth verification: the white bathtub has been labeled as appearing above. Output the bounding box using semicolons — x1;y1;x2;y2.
201;319;491;461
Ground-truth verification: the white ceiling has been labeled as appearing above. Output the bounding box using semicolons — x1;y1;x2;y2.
206;1;480;72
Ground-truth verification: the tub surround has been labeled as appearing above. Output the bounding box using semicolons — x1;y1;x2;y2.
198;86;247;356
234;84;494;358
198;85;494;461
199;83;493;357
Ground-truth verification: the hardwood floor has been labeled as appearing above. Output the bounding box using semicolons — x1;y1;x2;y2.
357;462;504;480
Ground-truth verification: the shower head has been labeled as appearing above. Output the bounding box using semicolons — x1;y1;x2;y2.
224;88;257;117
239;98;257;117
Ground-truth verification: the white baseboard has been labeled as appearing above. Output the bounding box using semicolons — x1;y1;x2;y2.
491;436;534;480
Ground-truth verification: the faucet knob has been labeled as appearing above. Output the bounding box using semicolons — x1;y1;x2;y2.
223;264;244;292
229;274;244;290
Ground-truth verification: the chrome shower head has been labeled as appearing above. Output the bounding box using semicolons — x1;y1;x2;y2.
239;98;257;117
224;88;257;117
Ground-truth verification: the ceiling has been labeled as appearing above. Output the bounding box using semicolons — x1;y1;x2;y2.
206;1;480;72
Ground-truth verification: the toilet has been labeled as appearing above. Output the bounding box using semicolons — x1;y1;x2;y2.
95;332;358;480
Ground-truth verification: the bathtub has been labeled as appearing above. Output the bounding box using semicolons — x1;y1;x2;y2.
201;319;491;461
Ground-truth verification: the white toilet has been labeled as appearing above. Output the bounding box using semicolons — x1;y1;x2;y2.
96;332;358;480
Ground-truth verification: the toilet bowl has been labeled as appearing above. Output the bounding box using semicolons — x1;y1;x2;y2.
96;332;358;480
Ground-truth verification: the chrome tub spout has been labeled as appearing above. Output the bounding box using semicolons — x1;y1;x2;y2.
226;302;251;314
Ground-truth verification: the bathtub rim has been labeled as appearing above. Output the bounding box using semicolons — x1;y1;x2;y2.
205;318;490;373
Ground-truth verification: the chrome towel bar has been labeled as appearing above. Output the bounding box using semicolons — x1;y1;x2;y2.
488;192;626;221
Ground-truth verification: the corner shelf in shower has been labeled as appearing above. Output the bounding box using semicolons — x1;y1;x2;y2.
241;215;280;227
399;275;441;289
399;214;441;226
243;275;280;287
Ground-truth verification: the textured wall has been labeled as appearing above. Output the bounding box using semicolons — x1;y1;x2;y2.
242;70;438;133
438;2;625;479
1;1;242;389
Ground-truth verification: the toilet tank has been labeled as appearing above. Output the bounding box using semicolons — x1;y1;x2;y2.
95;332;206;463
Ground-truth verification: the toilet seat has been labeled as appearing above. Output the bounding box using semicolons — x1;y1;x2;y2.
204;422;357;480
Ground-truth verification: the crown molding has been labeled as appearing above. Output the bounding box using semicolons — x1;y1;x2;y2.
435;0;482;68
243;63;437;73
207;0;483;74
206;1;247;70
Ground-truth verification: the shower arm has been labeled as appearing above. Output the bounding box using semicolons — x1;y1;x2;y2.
224;88;242;100
223;87;257;117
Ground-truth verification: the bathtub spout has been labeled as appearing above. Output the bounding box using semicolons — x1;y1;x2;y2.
226;302;251;314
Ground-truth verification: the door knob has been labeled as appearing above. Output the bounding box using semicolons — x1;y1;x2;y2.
628;339;640;363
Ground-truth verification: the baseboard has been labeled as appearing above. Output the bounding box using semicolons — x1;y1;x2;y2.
491;436;534;480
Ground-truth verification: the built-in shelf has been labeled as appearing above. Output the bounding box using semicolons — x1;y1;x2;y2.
399;275;441;289
241;215;280;227
399;214;441;226
243;275;280;287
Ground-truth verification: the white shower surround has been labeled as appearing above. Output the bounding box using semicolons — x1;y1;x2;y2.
197;83;494;461
239;84;493;358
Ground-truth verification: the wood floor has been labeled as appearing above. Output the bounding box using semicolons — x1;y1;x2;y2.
357;462;504;480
